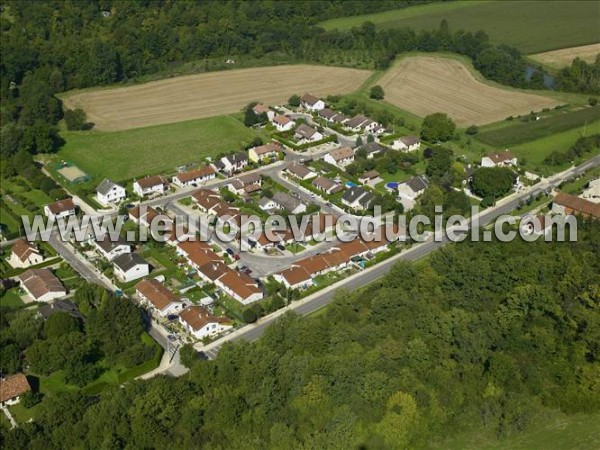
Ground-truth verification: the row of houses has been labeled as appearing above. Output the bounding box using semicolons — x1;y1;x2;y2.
175;239;263;305
135;278;233;339
274;225;402;290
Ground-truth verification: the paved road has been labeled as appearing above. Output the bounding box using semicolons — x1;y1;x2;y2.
197;154;600;359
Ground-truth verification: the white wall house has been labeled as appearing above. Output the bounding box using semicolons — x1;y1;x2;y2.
19;269;67;302
133;176;168;197
94;235;132;261
220;152;248;174
113;253;150;283
273;114;295;131
44;198;76;220
179;305;233;340
172;166;216;188
323;147;354;168
215;271;263;305
9;239;44;269
96;179;126;206
391;136;421;152
0;374;31;406
300;93;326;111
135;279;183;317
481;151;518;168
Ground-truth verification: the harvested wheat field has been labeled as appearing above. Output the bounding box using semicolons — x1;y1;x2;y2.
62;65;371;131
530;44;600;68
377;56;561;126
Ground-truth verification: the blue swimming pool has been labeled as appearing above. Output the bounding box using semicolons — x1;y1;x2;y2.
346;181;358;188
385;182;399;190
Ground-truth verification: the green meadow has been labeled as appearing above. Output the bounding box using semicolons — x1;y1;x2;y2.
319;1;600;54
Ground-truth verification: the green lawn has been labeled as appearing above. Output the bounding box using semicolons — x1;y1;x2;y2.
319;1;600;54
476;106;600;147
0;289;25;308
434;411;600;450
510;120;600;174
58;115;264;181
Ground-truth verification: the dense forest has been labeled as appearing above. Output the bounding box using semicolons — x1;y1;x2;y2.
2;220;599;449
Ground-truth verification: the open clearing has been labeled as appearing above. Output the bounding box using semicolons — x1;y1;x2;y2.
62;65;372;131
530;44;600;68
58;115;262;180
320;1;600;54
377;56;561;127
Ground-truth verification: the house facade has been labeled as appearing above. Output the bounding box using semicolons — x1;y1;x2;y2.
44;198;76;220
9;239;44;268
323;147;354;167
481;151;518;168
273;114;295;131
113;253;150;283
96;179;126;205
19;269;67;302
135;278;183;317
248;142;280;163
300;93;325;111
133;176;168;197
220;152;248;174
391;136;421;152
179;306;233;340
172;166;216;188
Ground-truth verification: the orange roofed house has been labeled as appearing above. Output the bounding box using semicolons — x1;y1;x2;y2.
0;373;31;406
135;278;184;317
18;268;67;302
179;305;233;340
133;175;169;197
9;239;44;269
552;192;600;219
44;198;76;220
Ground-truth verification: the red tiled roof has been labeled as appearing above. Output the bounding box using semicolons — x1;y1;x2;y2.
219;270;262;300
46;198;75;215
19;269;66;299
11;239;39;263
179;305;232;331
135;279;180;311
0;374;31;403
174;166;216;183
136;175;167;189
554;192;600;219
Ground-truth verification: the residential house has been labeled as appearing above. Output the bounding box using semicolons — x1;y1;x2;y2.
341;186;374;211
38;299;84;321
258;197;277;211
252;103;275;122
133;175;168;197
93;235;132;261
228;173;262;196
113;253;150;283
331;113;348;125
285;163;317;181
0;374;31;406
323;147;354;168
129;205;160;227
136;278;183;317
192;189;223;213
19;269;67;302
248;142;280;163
179;305;233;340
360;141;387;159
172;166;216;188
318;108;339;123
44;198;76;220
96;179;126;205
552;192;600;219
9;239;44;268
215;270;263;304
312;176;343;195
294;124;323;144
343;115;369;133
177;241;222;273
481;151;518;168
273;114;296;132
272;191;307;214
391;136;421;152
360;118;381;133
359;170;382;187
220;152;248;174
582;177;600;202
274;266;313;290
196;261;230;284
398;175;429;200
300;93;326;111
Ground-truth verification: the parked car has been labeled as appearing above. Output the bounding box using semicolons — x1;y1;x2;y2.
276;244;286;251
226;248;234;256
234;254;240;261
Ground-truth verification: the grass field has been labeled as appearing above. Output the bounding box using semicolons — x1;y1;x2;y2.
376;55;560;126
476;106;600;147
62;64;372;131
510;120;600;172
58;115;262;180
435;411;600;450
530;44;600;69
319;1;600;54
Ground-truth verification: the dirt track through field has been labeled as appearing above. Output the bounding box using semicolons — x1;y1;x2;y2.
377;56;561;126
62;65;372;131
530;44;600;67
